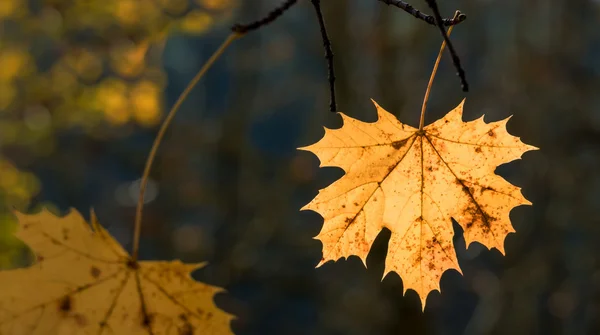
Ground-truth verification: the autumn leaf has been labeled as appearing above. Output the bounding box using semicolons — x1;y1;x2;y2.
300;99;537;309
0;208;233;335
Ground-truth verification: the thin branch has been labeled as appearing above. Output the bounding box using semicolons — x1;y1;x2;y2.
424;0;468;92
310;0;337;112
379;0;466;26
231;0;298;34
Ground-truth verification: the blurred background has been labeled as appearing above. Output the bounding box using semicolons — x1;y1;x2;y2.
1;0;599;334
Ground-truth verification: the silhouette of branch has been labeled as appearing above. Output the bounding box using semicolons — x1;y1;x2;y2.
231;0;469;111
310;0;337;112
231;0;298;34
379;0;466;26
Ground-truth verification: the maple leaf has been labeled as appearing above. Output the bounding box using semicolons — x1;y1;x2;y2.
300;99;537;309
0;208;233;335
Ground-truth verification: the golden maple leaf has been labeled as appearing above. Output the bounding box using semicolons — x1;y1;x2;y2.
0;208;233;335
300;99;537;309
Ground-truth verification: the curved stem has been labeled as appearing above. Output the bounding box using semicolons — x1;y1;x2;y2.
419;11;460;131
131;33;241;261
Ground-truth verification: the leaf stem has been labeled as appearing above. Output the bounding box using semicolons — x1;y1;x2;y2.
131;33;241;261
419;11;461;131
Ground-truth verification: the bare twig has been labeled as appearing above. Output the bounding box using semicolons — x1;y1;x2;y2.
424;0;468;92
231;0;469;111
310;0;337;112
231;0;298;34
379;0;466;26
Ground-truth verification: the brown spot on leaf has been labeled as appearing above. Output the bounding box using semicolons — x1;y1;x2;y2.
58;295;72;314
353;202;359;207
392;139;408;150
179;314;194;335
426;240;434;249
90;266;101;279
488;130;496;138
475;147;482;153
141;312;153;328
459;183;476;197
481;186;495;193
73;313;87;327
462;201;497;234
412;255;423;267
62;228;69;241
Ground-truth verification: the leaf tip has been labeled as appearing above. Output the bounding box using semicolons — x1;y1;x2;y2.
315;258;328;268
299;203;313;212
526;143;540;152
496;245;507;256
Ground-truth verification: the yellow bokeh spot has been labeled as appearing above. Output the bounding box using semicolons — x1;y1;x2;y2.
0;0;25;19
0;165;19;190
49;65;78;95
9;185;30;201
63;49;103;82
198;0;232;10
0;83;16;111
114;0;140;26
0;48;32;82
157;0;188;15
110;41;149;78
131;80;161;127
179;10;213;34
95;79;130;125
0;160;39;205
21;172;40;195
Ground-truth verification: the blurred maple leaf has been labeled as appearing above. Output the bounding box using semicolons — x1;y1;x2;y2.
301;99;537;309
0;209;233;335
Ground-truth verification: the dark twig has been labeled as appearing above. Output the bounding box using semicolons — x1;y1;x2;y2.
424;1;468;92
231;0;469;110
379;0;466;26
231;0;298;34
310;0;337;112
